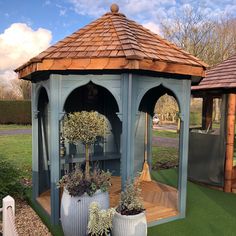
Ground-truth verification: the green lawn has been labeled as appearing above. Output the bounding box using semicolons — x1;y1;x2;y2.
152;146;178;169
153;129;178;139
0;124;31;130
0;134;32;178
152;129;179;170
149;169;236;236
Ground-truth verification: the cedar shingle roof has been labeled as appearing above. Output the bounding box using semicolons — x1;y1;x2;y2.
192;54;236;91
16;5;207;79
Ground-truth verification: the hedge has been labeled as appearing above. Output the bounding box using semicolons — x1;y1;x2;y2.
0;100;31;124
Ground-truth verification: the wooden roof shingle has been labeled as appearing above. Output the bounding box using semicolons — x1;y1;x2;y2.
16;4;207;79
192;54;236;91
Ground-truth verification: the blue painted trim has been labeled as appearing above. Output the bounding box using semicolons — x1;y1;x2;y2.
147;114;152;168
178;79;191;217
134;75;189;114
120;73;136;188
32;83;39;199
59;74;122;113
49;74;61;225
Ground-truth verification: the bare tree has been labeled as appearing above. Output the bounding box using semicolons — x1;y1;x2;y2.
0;84;20;100
161;6;236;122
18;80;31;99
161;5;236;66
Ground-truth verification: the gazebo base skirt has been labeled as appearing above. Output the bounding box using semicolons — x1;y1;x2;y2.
36;176;179;223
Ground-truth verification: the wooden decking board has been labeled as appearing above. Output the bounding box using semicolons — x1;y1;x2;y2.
36;191;51;215
37;176;179;223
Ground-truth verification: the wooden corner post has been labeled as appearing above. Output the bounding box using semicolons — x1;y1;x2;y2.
121;73;136;189
49;75;61;224
224;93;236;192
202;95;213;130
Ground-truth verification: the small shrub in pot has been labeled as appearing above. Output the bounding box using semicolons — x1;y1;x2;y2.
87;202;115;236
112;182;147;236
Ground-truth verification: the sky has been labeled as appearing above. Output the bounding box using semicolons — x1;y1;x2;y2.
1;0;236;91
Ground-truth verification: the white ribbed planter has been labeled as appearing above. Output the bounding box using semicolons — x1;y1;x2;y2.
60;189;109;236
112;211;147;236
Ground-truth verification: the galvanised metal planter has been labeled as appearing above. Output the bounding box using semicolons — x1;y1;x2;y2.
60;189;109;236
112;211;147;236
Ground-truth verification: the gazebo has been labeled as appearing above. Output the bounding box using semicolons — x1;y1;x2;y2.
16;4;206;226
190;54;236;193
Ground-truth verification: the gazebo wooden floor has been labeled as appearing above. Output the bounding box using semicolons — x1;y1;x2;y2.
37;176;178;223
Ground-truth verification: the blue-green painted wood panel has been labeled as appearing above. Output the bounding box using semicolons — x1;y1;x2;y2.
31;83;39;199
59;74;122;113
177;79;191;218
134;112;145;174
48;75;61;225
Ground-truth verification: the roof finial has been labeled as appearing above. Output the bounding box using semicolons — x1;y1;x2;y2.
110;3;119;13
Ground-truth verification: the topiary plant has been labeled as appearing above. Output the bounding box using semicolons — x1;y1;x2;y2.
87;202;115;236
116;182;145;215
63;111;109;178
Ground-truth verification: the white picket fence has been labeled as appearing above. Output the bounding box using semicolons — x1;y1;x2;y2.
0;196;18;236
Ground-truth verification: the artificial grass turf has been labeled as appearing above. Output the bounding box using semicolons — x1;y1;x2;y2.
149;169;236;236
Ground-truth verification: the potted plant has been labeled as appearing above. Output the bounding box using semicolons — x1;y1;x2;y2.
112;182;147;236
87;202;115;236
62;111;109;177
59;111;111;236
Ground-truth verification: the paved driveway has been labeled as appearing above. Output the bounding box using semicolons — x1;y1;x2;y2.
0;129;31;135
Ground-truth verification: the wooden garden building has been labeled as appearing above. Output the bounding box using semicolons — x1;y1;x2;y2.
190;54;236;193
16;4;206;227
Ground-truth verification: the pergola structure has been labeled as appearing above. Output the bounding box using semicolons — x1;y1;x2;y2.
190;54;236;193
16;4;206;226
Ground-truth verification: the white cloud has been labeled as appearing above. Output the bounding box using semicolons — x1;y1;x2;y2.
68;0;108;17
143;22;160;34
0;23;52;70
0;23;52;89
67;0;236;23
68;0;176;19
60;9;67;16
56;3;68;16
0;70;17;89
44;0;51;5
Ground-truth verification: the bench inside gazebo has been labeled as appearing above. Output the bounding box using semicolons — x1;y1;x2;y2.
16;4;206;226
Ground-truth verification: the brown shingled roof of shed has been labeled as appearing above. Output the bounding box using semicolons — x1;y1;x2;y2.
192;53;236;91
16;5;207;79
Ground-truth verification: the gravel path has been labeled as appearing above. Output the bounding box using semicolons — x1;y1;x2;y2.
153;136;179;148
15;200;51;236
0;129;31;135
0;200;51;236
0;128;178;148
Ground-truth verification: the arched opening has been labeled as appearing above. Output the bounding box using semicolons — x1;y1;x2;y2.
62;82;122;176
37;87;50;195
136;85;180;220
153;94;179;173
